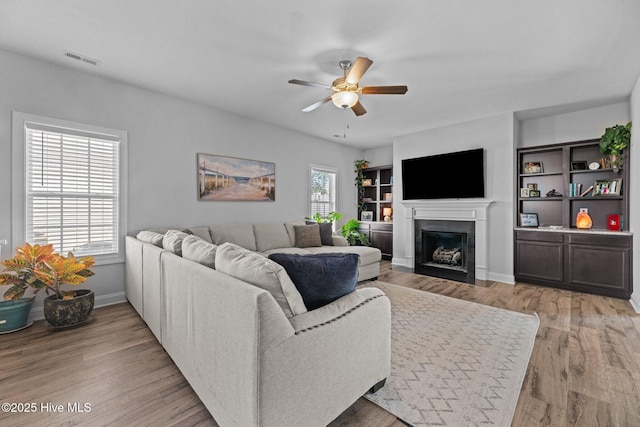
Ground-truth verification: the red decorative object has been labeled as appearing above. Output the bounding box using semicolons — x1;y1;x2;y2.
607;214;621;231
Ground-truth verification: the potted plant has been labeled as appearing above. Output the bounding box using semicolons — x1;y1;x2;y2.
354;160;369;214
599;122;632;172
341;218;370;246
0;243;95;328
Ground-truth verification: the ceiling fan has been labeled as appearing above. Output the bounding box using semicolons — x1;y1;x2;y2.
288;57;408;116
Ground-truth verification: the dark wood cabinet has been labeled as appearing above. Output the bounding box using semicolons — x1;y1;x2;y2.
515;139;632;299
359;221;393;259
514;230;632;299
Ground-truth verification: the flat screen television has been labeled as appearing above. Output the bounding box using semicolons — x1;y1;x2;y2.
402;148;484;200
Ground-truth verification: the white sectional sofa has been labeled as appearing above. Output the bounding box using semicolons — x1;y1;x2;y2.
125;221;391;427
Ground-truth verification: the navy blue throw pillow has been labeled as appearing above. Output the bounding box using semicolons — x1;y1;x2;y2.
268;253;359;311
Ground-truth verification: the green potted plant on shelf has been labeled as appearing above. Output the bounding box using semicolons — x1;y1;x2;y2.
341;218;370;246
354;160;369;214
599;121;632;172
0;243;96;328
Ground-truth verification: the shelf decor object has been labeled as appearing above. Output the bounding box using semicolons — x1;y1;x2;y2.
576;208;593;229
519;213;539;227
383;207;392;222
607;214;621;231
523;161;543;174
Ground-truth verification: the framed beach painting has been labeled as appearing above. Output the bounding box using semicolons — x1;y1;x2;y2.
197;153;275;201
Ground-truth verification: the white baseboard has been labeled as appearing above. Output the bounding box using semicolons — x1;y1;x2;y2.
630;294;640;313
486;272;516;285
27;291;127;322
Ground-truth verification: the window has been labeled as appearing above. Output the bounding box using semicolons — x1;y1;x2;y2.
13;112;127;264
310;165;337;219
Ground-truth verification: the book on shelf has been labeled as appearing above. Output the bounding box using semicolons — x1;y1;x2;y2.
579;185;594;197
570;183;583;197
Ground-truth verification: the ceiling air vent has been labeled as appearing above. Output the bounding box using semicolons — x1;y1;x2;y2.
63;50;101;66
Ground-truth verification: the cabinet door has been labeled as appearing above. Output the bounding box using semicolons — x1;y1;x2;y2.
566;235;631;297
515;240;564;283
370;230;393;257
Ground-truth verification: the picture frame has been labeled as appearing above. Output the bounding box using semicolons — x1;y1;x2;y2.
526;183;538;190
361;211;373;221
571;161;588;171
520;188;530;198
592;179;622;196
520;213;539;228
523;161;543;174
197;153;275;201
362;179;373;187
529;190;541;197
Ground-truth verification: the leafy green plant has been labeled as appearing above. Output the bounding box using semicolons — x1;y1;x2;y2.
354;160;369;213
599;122;631;155
306;211;343;224
0;243;95;301
341;218;370;246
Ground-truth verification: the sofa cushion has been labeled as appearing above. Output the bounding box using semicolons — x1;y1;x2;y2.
254;223;292;252
304;245;382;266
284;221;306;246
209;224;257;251
187;226;213;243
182;235;217;268
294;224;322;248
268;253;359;311
136;230;165;247
162;230;190;255
305;221;334;246
215;243;307;318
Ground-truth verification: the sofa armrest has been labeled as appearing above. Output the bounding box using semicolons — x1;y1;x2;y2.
288;287;385;334
260;286;390;426
332;235;349;246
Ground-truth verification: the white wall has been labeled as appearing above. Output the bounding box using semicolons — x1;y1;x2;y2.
392;113;516;283
519;102;630;147
363;144;393;167
0;49;363;315
629;77;640;312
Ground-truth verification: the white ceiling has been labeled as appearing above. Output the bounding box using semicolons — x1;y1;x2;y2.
1;0;639;148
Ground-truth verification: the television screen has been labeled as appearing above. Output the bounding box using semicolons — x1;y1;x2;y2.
402;148;484;200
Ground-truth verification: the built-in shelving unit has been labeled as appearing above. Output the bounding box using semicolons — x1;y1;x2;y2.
359;165;393;222
514;139;632;299
358;165;393;259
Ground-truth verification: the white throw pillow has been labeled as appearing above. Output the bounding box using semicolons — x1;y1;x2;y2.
182;235;217;268
136;230;165;247
215;243;307;318
162;229;190;256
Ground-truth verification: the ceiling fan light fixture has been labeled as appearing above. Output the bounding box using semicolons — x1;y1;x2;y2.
332;91;359;109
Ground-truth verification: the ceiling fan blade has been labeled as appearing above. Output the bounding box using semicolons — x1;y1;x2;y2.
289;79;331;89
302;96;332;112
351;101;367;116
361;85;408;95
346;57;373;84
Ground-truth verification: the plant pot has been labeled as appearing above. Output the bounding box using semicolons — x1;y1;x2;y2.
44;289;94;328
0;297;35;333
609;154;620;173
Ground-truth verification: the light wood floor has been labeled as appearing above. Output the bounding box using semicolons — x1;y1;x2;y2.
1;261;639;427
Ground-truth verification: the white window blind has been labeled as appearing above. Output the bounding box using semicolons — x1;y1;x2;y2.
25;122;120;257
310;166;337;218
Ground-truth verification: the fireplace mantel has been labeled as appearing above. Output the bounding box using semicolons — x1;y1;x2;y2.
401;199;494;281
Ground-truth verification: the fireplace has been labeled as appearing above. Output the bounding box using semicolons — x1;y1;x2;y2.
415;219;475;283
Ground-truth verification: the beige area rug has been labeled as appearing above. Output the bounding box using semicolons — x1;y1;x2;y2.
363;282;539;427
